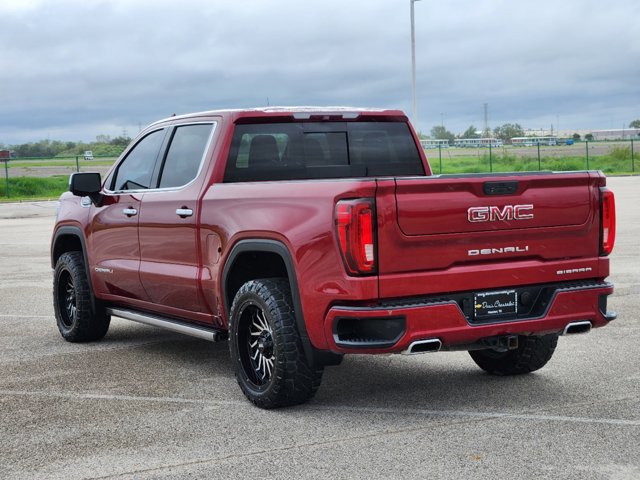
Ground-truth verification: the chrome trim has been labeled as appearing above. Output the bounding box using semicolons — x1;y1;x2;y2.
122;208;138;216
402;338;442;355
176;208;193;217
562;320;592;335
107;308;223;342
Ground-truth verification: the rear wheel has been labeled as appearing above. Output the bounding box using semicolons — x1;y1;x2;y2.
229;278;322;408
53;252;110;342
469;334;558;375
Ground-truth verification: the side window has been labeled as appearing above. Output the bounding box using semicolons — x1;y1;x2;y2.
112;129;165;191
158;124;213;189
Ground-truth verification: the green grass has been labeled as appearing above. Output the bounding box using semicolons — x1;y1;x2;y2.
0;176;69;202
429;153;637;175
8;158;116;168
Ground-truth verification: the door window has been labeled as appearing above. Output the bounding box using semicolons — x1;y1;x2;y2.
158;124;213;189
111;129;165;191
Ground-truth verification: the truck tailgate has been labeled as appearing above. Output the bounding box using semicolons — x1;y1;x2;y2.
375;171;604;298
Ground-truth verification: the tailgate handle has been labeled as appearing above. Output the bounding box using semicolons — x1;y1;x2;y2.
483;181;519;196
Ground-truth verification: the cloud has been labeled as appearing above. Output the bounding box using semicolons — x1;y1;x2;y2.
0;0;638;144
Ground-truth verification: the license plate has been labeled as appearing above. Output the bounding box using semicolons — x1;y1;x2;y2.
474;289;517;320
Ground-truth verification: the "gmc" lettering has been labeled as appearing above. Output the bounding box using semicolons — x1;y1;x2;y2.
467;204;534;223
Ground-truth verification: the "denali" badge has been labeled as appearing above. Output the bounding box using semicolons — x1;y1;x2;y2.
467;204;534;222
468;246;529;256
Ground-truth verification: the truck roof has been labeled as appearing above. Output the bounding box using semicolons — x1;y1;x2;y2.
149;106;407;128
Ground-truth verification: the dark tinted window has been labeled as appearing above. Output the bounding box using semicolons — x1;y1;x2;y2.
112;129;165;191
224;122;423;182
159;124;213;189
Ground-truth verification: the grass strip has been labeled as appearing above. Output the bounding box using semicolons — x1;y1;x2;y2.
0;176;69;202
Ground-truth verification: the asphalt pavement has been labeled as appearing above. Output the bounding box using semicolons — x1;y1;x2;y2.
0;177;638;479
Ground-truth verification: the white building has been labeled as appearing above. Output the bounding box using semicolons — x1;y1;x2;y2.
591;129;640;140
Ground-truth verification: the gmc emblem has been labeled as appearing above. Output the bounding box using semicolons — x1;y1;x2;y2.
467;204;534;223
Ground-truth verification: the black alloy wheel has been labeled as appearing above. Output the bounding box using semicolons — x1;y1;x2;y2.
53;251;110;342
238;303;276;387
229;278;323;409
57;269;77;328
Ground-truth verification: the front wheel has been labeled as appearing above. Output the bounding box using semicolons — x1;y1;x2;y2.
53;252;110;342
228;278;322;409
469;334;558;375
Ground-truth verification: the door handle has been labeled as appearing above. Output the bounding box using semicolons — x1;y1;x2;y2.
123;207;138;217
176;208;193;218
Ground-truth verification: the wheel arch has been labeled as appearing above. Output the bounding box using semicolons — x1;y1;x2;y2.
222;239;300;318
222;239;341;367
51;226;86;267
51;226;99;313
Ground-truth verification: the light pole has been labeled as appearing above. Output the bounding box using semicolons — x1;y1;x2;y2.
410;0;421;127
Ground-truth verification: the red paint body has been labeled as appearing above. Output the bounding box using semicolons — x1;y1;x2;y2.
52;108;615;357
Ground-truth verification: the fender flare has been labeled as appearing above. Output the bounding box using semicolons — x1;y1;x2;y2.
222;239;325;367
51;225;99;314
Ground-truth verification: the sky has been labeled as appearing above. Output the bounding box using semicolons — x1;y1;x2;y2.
1;0;639;145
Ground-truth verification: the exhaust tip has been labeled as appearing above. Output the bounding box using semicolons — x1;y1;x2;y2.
402;338;442;355
563;321;592;335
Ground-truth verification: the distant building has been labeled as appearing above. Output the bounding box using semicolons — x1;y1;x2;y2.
591;129;640;141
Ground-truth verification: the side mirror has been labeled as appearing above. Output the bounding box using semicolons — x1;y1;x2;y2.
69;172;103;206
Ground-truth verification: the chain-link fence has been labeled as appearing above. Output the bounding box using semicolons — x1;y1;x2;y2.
1;156;115;199
1;142;638;199
428;140;636;175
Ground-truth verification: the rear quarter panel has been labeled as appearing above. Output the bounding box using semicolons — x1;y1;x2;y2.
199;179;379;349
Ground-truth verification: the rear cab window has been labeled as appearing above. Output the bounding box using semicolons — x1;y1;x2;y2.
223;121;424;182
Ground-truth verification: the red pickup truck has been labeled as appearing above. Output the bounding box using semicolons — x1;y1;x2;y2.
51;107;617;408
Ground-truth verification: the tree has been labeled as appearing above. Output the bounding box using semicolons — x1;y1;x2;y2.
430;126;455;143
629;120;640;128
585;133;594;141
461;125;480;138
493;123;524;142
573;133;581;141
110;136;131;147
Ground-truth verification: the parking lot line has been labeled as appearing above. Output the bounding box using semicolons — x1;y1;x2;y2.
1;389;637;427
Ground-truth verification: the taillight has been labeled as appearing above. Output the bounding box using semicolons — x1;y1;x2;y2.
335;199;377;275
600;187;616;256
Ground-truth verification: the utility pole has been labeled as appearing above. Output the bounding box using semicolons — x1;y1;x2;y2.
410;0;421;127
483;103;489;137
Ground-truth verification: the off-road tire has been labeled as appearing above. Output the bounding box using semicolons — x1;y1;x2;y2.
469;334;558;375
53;251;110;342
229;278;323;409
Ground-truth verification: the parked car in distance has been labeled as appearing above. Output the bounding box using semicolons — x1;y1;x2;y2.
84;151;94;160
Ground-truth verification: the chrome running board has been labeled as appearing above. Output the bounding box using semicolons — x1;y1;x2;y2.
107;308;227;342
